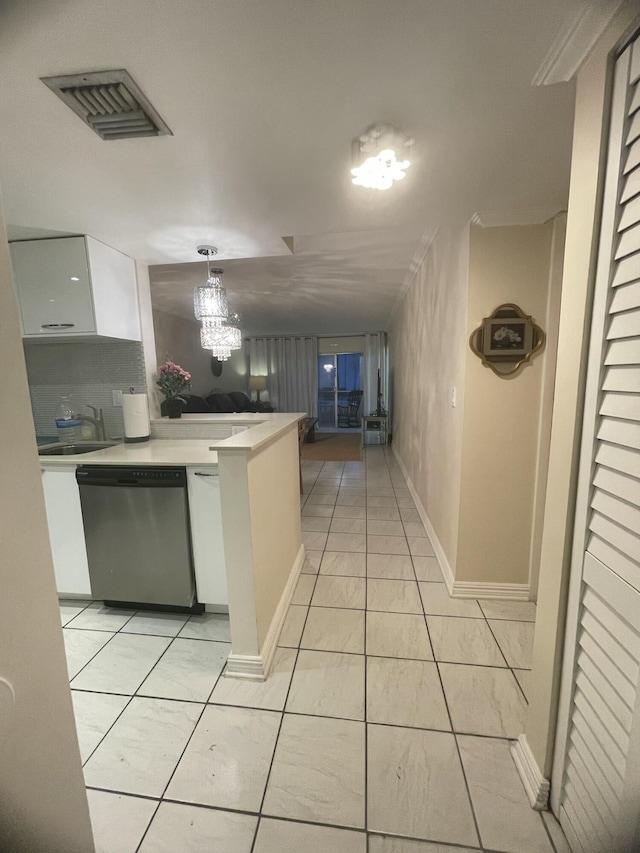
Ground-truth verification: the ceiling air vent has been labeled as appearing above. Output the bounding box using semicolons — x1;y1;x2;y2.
40;69;172;140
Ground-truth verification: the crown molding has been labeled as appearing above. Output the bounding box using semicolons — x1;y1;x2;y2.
471;207;566;227
388;225;438;323
533;0;625;86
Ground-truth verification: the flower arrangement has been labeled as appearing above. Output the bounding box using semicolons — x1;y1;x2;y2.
156;359;191;400
492;326;522;348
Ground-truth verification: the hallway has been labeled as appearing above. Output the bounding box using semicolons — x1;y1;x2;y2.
62;448;569;852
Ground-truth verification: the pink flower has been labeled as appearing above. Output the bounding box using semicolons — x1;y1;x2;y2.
156;359;191;399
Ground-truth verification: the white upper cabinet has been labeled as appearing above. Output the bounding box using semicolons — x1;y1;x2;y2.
10;235;141;341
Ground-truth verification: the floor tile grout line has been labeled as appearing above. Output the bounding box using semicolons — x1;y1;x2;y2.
512;668;529;705
76;686;226;707
133;643;233;851
134;799;162;852
77;630;188;702
389;444;484;851
79;691;137;768
368;827;484;851
88;783;168;846
410;541;438;667
85;784;160;803
482;610;514;670
66;624;121;684
363;461;369;841
85;450;531;850
59;597;93;626
249;570;321;853
129;632;183;699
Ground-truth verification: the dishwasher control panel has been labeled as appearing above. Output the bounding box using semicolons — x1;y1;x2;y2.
76;465;187;487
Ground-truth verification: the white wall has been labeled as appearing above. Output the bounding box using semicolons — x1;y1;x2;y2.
456;223;553;588
392;222;561;594
136;262;160;417
207;346;249;397
0;196;94;850
248;429;302;645
218;423;302;673
153;308;248;398
391;226;470;573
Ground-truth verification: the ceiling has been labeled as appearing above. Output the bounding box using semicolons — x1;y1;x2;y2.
0;0;581;335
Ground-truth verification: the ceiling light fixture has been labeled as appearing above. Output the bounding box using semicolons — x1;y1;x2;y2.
351;123;413;190
200;312;242;362
194;246;242;360
194;246;228;325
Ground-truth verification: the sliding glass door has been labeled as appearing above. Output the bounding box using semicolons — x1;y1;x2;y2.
317;352;363;430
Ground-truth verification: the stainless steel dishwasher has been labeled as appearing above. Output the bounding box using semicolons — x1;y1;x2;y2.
76;465;199;610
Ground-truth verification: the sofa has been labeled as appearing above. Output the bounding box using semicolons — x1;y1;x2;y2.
206;392;274;413
160;392;274;417
161;392;275;416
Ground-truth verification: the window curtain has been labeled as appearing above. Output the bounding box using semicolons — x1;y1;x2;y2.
247;336;318;415
364;332;389;416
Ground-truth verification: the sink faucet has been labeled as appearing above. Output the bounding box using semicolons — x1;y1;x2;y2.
78;406;106;441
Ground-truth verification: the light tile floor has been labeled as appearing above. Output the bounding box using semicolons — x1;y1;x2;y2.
60;447;569;852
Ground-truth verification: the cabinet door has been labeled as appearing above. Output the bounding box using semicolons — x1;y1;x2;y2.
86;236;141;341
11;237;95;335
552;43;640;851
186;467;228;607
41;466;91;596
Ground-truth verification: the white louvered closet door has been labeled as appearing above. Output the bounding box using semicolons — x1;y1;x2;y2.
552;35;640;853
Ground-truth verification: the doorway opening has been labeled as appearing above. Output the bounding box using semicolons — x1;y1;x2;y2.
317;352;363;432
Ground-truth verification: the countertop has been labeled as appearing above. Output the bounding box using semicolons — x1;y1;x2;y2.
38;413;305;467
38;440;220;467
150;413;271;425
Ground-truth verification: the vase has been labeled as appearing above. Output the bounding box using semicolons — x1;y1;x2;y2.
165;397;183;419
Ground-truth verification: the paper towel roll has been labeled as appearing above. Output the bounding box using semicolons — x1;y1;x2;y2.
122;393;150;443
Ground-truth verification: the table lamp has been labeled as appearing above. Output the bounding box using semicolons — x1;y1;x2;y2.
249;375;267;402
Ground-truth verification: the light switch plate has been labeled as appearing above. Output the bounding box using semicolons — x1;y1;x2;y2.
112;390;123;407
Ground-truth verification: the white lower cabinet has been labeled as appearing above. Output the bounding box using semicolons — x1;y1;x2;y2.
41;465;91;596
41;463;226;605
186;467;228;607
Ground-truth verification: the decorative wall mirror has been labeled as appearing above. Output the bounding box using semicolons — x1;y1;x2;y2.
469;303;545;377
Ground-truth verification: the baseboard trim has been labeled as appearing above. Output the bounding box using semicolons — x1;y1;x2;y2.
392;446;455;593
259;543;306;678
224;653;266;680
392;447;531;601
511;735;550;811
225;543;306;681
452;581;531;601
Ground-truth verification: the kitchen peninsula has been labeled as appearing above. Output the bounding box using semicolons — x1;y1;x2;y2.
40;413;305;680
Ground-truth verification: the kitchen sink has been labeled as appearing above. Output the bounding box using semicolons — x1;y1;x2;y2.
38;442;117;456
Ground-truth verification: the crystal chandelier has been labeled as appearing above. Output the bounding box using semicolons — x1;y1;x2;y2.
351;123;413;190
225;313;242;350
194;246;228;326
200;313;242;361
194;244;242;360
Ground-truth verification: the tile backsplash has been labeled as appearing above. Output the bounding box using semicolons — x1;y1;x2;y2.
24;340;147;440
